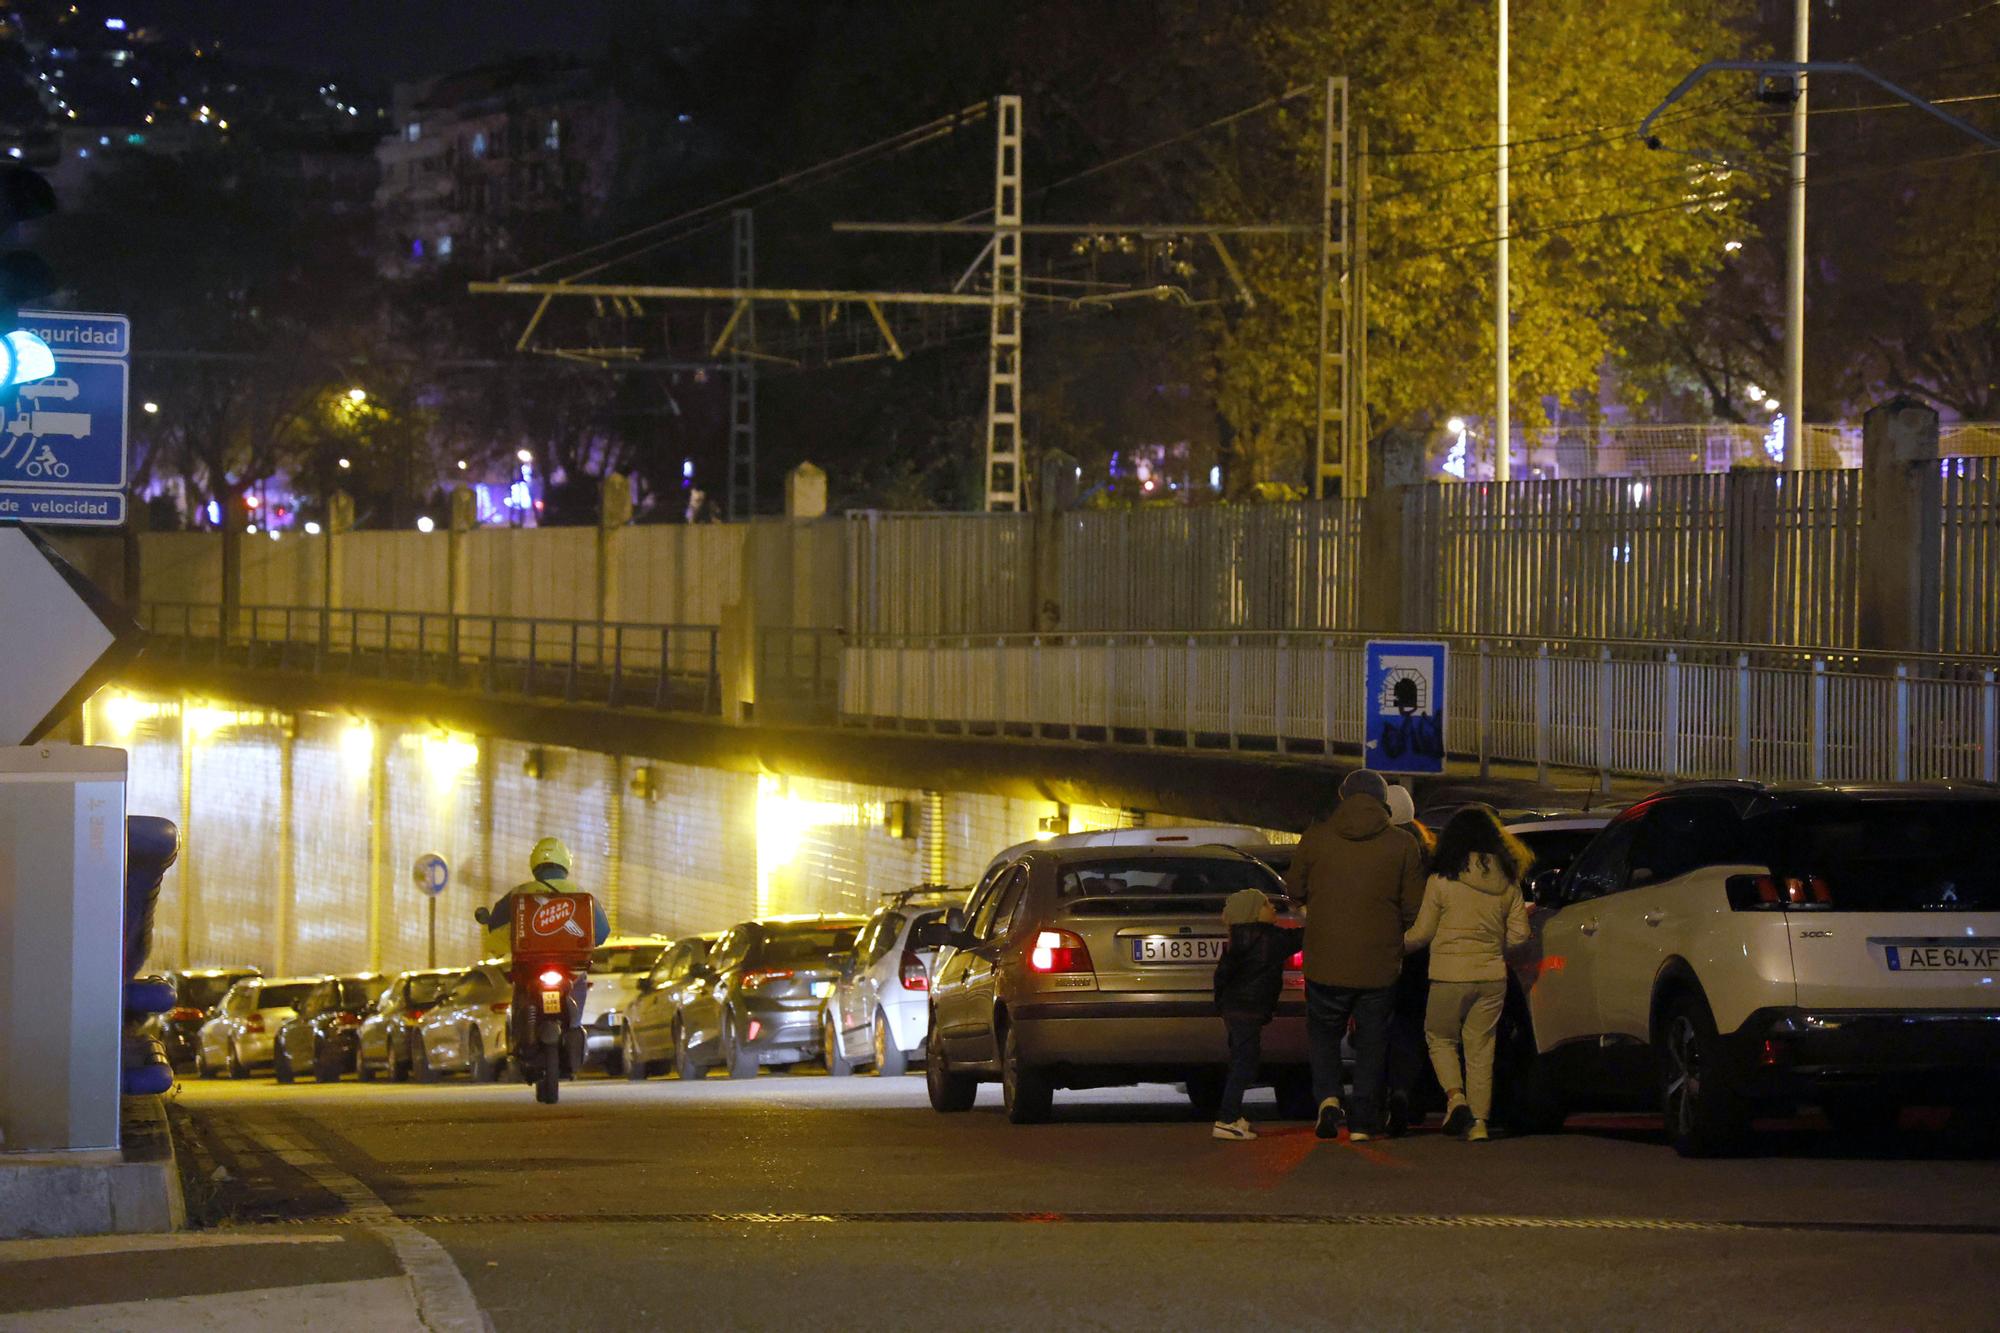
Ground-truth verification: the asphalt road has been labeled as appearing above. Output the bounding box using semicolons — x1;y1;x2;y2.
9;1070;2000;1330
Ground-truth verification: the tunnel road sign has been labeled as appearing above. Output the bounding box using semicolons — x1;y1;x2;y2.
1363;639;1448;775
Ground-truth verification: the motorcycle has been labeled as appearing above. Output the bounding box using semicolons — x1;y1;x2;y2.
501;893;597;1105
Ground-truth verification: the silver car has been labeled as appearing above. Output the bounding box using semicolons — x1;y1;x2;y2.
413;963;513;1082
579;937;670;1073
923;845;1308;1123
194;976;316;1079
356;968;459;1082
825;887;968;1076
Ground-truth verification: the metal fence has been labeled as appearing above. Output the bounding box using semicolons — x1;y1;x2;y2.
839;633;2000;789
141;602;722;713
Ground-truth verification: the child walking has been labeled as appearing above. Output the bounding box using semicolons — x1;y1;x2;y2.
1210;887;1303;1141
1402;806;1532;1142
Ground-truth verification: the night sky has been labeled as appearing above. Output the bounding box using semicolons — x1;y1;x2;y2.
109;1;614;81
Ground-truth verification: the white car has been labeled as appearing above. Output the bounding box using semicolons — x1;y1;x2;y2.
1506;782;2000;1155
824;887;969;1076
413;962;513;1082
194;976;316;1079
581;936;671;1073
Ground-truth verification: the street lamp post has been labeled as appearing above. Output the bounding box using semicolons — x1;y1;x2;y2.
1783;0;1808;471
1495;0;1511;484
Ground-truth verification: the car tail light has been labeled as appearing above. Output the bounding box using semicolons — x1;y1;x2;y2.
537;968;567;989
1028;928;1093;975
489;1002;512;1014
898;949;929;992
168;1006;204;1022
746;1019;762;1041
1727;873;1832;911
1286;951;1304;972
404;1008;429;1024
741;968;793;991
336;1013;362;1027
243;1014;264;1033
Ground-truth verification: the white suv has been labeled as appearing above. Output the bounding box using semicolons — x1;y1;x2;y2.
1506;782;2000;1155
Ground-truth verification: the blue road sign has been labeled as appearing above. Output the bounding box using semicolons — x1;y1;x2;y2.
0;489;125;526
0;355;127;491
18;310;130;360
412;852;450;897
1363;639;1448;775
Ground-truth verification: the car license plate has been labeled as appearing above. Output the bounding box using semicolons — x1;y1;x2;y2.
1885;943;2000;972
540;990;562;1014
1132;936;1225;964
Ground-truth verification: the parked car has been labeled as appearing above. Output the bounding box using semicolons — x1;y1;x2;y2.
675;916;866;1079
922;845;1309;1123
1503;782;2000;1156
273;973;382;1083
412;963;514;1083
578;936;671;1074
975;825;1272;898
194;976;316;1079
619;932;723;1081
824;887;969;1076
357;968;459;1082
148;967;258;1069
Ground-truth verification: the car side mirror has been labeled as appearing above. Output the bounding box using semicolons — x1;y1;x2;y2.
837;952;856;979
473;906;490;926
1528;869;1564;905
913;921;957;949
690;963;716;982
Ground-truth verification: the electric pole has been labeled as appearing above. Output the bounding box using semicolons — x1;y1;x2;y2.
1784;0;1808;470
1495;0;1511;483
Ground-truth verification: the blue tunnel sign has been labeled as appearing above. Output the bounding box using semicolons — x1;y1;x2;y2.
1363;640;1448;775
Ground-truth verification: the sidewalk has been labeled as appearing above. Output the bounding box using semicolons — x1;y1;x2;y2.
0;1097;184;1241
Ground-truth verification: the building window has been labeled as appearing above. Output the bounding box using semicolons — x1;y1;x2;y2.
405;121;421;142
471;131;486;158
544;117;560;151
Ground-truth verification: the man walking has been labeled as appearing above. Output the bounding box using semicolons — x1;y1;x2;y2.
1284;769;1427;1141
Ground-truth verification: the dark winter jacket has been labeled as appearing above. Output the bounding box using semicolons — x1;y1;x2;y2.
1283;795;1428;989
1212;921;1305;1023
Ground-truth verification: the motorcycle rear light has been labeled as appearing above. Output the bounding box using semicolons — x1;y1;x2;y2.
537;968;567;988
1028;928;1093;975
167;1006;204;1022
898;949;929;992
741;968;793;991
1727;873;1832;910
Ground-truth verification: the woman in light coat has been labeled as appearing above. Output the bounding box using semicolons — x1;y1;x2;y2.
1403;806;1532;1142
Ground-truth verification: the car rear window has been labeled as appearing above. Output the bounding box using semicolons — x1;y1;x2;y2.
406;975;451;1006
180;974;248;1009
1057;857;1282;914
754;928;860;965
260;983;313;1010
592;945;665;974
335;980;377;1009
1757;801;2000;911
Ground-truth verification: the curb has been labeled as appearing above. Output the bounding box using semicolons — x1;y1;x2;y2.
0;1095;185;1240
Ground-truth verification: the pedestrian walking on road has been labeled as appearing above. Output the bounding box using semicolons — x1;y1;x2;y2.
1403;806;1533;1143
1383;783;1436;1137
1283;768;1427;1142
1209;887;1305;1141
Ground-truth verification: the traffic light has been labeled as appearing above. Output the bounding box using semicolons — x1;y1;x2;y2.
0;163;56;401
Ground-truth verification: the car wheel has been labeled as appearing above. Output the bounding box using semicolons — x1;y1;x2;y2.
313;1042;343;1083
1184;1071;1225;1120
413;1036;439;1084
357;1050;377;1083
1660;992;1748;1158
623;1025;651;1082
227;1040;249;1080
273;1041;295;1084
1001;1026;1053;1124
823;1012;854;1076
390;1035;412;1083
925;1019;977;1113
722;1013;758;1080
872;1010;908;1077
196;1045;214;1079
468;1030;498;1083
673;1022;703;1082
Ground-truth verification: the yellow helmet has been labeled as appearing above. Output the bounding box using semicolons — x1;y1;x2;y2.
529;836;573;881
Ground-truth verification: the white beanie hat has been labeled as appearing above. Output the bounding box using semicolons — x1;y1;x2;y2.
1385;785;1417;826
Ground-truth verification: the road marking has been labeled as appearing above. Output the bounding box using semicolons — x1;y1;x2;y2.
4;1274;419;1331
241;1119;487;1333
0;1232;344;1264
280;1209;2000;1237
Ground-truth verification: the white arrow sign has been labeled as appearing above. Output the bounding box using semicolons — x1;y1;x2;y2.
0;527;142;744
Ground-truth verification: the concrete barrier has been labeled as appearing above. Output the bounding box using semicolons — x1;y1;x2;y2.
0;1095;184;1239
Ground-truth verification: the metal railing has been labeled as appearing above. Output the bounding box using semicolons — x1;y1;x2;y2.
838;632;2000;789
141;602;722;714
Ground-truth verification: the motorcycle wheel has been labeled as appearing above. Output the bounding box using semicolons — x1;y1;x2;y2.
536;1037;561;1104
